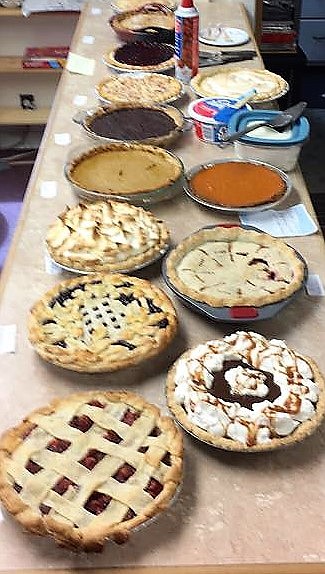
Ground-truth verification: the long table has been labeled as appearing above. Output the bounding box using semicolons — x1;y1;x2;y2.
1;1;325;573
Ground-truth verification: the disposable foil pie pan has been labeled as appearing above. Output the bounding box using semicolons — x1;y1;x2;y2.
184;158;292;214
162;224;308;323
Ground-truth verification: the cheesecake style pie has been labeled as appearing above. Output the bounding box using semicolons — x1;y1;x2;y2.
65;143;184;202
166;226;305;307
28;273;177;372
96;73;183;105
103;41;175;72
82;103;184;147
110;4;175;43
191;68;289;102
46;201;170;273
166;331;325;451
111;0;177;13
0;390;183;551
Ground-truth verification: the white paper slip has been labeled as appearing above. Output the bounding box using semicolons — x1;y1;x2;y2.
0;324;17;354
306;274;325;297
239;204;318;237
83;35;95;45
45;254;63;275
0;507;4;522
40;181;57;199
54;133;71;146
66;52;95;76
91;7;102;14
73;94;88;106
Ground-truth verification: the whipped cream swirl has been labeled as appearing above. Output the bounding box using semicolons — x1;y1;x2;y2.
174;331;319;446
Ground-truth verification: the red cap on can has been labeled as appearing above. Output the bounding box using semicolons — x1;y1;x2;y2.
180;0;194;7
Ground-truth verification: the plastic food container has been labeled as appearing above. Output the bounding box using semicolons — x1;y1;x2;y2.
228;109;310;172
187;97;250;144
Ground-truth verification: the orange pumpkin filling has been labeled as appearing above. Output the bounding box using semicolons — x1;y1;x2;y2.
189;162;286;208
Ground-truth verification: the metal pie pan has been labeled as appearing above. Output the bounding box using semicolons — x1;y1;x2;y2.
162;224;308;323
96;72;185;106
184;158;292;213
102;50;175;75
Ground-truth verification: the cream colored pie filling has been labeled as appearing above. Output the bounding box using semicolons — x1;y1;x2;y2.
46;201;170;272
97;74;182;105
171;332;323;447
192;69;288;102
68;146;182;195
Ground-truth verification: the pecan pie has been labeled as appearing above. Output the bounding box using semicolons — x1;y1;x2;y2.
96;73;183;105
0;390;183;551
165;226;305;307
28;274;177;372
103;41;175;72
191;68;289;102
166;332;325;451
46;201;170;273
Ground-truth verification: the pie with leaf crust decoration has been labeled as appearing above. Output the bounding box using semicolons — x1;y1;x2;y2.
0;391;183;551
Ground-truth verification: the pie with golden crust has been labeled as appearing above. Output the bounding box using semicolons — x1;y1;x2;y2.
28;273;177;373
110;4;175;34
111;0;177;12
46;201;170;273
0;390;183;551
96;74;183;105
166;332;325;452
103;41;175;72
166;227;305;308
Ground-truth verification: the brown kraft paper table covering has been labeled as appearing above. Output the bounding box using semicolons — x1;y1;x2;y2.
1;1;325;572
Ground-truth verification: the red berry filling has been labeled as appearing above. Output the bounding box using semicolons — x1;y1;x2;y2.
145;478;163;498
87;400;105;408
113;463;136;483
69;414;93;432
161;452;171;466
138;445;149;453
47;438;71;453
123;508;136;521
120;409;140;426
84;491;111;515
52;477;77;495
149;426;161;437
39;503;51;515
22;424;37;440
25;460;42;474
13;482;22;493
103;429;122;443
79;449;105;470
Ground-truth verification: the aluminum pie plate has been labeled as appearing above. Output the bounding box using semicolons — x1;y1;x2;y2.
46;243;170;276
96;72;185;106
102;54;175;75
162;224;308;323
184;158;292;214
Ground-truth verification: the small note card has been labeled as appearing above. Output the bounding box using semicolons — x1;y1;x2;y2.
40;181;57;198
0;324;17;354
239;204;318;237
306;274;325;297
66;52;95;76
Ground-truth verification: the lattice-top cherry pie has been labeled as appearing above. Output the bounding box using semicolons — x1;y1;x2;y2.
28;274;177;372
166;226;305;307
0;390;183;551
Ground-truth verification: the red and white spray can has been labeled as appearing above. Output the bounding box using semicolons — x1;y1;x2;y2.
174;0;199;84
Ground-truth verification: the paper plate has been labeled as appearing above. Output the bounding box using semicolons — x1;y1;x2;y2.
199;26;250;47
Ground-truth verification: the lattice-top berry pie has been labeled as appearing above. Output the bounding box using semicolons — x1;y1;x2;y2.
28;274;177;372
0;391;183;551
165;226;305;308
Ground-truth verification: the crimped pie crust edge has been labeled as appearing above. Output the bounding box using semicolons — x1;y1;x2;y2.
96;74;183;105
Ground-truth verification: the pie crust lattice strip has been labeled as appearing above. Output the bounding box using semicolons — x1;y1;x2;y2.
0;391;183;552
28;274;177;373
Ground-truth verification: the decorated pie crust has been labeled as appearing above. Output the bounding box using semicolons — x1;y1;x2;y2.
166;332;325;452
96;73;183;105
103;41;175;72
65;143;183;200
166;226;305;307
46;201;170;273
28;273;177;372
191;68;289;102
0;390;183;551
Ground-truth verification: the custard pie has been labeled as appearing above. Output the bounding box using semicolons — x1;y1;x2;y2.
166;332;325;451
96;73;183;105
191;68;289;102
166;226;305;308
65;143;184;203
46;201;170;273
103;41;175;72
0;390;183;551
28;273;177;372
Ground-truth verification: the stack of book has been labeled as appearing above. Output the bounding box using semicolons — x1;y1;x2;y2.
22;46;70;69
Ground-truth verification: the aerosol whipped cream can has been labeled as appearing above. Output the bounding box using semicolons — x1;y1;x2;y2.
174;0;199;84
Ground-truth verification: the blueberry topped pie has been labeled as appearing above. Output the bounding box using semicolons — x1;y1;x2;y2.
103;41;175;72
28;274;177;372
166;226;305;308
0;390;183;551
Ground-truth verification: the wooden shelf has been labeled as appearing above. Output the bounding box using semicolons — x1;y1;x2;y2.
0;7;21;17
0;106;50;125
0;56;63;73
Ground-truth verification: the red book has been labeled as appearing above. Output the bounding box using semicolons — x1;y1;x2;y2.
23;46;70;59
